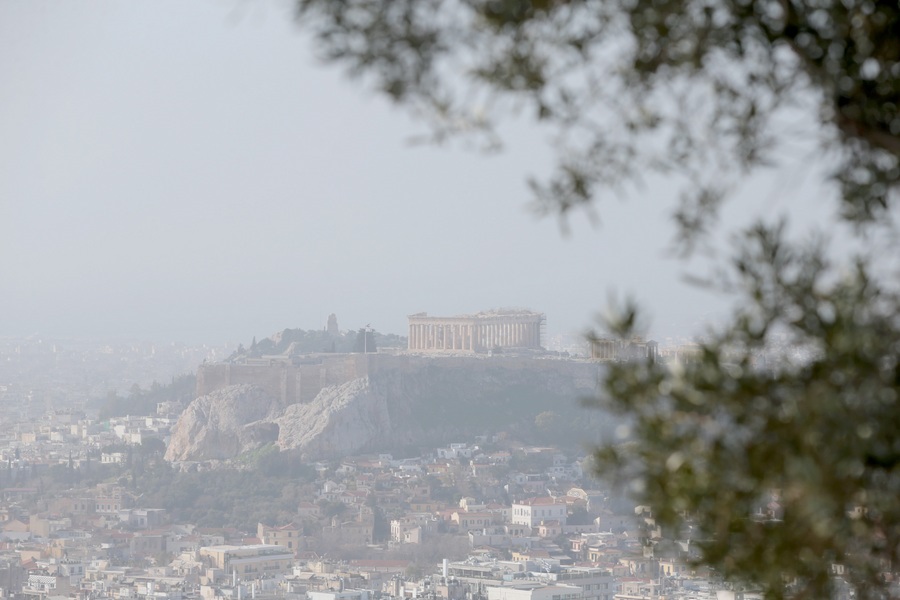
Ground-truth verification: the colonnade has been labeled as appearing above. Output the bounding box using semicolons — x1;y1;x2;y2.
407;314;543;352
590;337;660;362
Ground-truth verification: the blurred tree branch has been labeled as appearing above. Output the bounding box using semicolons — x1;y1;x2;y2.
293;1;900;596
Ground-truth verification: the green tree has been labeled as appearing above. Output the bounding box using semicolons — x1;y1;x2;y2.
140;437;168;457
318;499;348;520
294;1;900;598
567;505;594;526
534;410;561;435
354;327;377;353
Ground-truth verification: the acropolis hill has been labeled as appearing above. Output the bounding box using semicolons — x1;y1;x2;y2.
170;353;607;463
194;309;552;406
167;312;612;463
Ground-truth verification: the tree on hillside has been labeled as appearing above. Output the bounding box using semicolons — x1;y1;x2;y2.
355;327;377;353
294;1;900;597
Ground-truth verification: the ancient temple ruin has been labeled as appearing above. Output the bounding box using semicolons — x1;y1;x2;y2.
407;309;545;352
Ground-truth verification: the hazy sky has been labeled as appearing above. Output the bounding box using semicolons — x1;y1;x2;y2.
0;1;837;345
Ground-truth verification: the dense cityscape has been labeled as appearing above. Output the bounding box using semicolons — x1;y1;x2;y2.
0;313;857;600
4;1;898;598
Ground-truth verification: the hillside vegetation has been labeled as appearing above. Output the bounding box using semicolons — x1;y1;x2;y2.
226;328;407;361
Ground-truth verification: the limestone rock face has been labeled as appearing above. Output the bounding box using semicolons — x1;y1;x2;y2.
272;360;608;460
165;357;611;464
164;384;284;462
275;378;391;459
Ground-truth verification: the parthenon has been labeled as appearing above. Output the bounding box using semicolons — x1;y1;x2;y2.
407;310;545;353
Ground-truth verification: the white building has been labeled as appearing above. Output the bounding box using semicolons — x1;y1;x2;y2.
488;583;583;600
511;498;567;528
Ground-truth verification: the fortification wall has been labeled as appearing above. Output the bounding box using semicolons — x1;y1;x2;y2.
196;354;376;405
195;353;599;406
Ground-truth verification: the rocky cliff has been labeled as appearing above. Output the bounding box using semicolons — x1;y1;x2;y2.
164;384;284;462
166;356;610;463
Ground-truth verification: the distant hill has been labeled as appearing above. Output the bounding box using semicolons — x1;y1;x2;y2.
166;355;614;463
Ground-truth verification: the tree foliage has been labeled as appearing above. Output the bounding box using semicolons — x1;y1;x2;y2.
296;0;899;234
227;327;404;360
132;458;316;532
594;223;900;598
294;0;900;598
354;327;377;353
97;374;196;420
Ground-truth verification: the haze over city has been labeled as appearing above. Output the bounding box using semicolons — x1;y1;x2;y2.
0;0;836;345
0;2;896;600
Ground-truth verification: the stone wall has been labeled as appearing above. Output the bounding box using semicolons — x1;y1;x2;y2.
195;353;598;407
195;354;374;406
